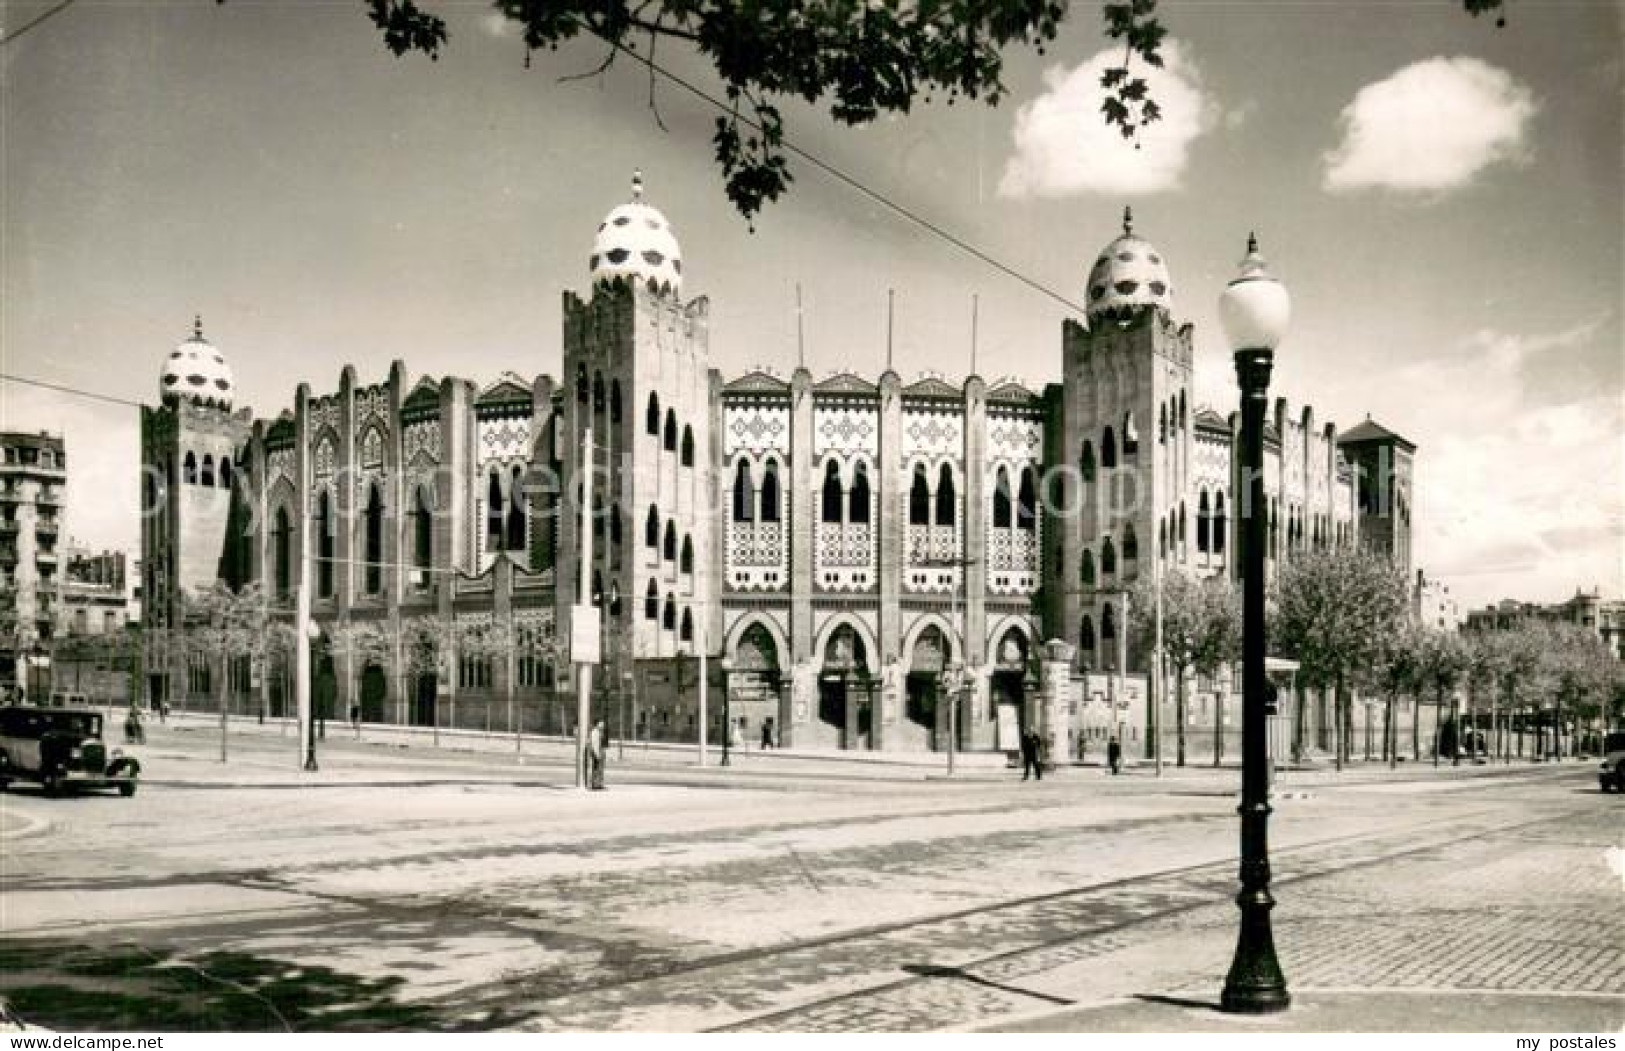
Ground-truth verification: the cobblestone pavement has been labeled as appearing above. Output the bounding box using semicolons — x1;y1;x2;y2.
0;725;1608;1032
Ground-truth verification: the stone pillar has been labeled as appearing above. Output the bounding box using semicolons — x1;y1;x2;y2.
875;371;903;750
1039;639;1075;768
962;375;987;699
786;367;816;749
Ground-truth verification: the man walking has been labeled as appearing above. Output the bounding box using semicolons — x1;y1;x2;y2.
587;718;607;790
1107;735;1123;776
1020;727;1043;782
761;716;776;750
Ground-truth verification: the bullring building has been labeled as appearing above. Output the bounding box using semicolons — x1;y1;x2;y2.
141;174;1413;756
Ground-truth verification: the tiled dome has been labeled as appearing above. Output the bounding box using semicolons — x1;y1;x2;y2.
1085;208;1174;322
159;316;234;408
589;170;683;298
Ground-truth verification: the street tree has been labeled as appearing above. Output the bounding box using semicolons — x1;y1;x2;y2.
1415;628;1469;766
1273;548;1410;770
349;0;1508;223
1130;570;1240;767
184;582;274;763
1366;620;1425;769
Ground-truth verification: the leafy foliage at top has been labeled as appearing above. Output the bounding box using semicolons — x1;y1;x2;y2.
351;1;1509;223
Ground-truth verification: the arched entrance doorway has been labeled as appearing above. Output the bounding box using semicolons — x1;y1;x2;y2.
990;628;1029;750
360;663;388;724
906;625;951;751
819;624;873;750
730;624;783;749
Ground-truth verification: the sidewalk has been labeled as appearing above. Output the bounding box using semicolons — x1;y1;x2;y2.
132;708;1592;791
984;990;1625;1033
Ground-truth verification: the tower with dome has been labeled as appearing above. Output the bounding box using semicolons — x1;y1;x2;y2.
146;176;1391;761
140;317;254;701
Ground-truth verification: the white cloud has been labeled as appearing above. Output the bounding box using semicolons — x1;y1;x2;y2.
1377;316;1624;605
1324;56;1536;193
480;13;516;38
997;43;1217;199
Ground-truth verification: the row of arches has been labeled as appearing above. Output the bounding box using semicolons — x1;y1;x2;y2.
733;459;783;522
181;451;233;489
643;505;695;574
268;480;437;600
645;391;696;466
907;463;958;527
643;580;696;641
1158;390;1189;445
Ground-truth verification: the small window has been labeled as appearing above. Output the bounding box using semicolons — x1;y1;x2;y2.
680;426;695;467
646;393;660;436
760;461;782;523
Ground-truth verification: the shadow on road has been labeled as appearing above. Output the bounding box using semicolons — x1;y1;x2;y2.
0;939;512;1032
901;963;1075;1007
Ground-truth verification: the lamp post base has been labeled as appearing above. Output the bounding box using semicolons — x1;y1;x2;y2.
1220;893;1291;1014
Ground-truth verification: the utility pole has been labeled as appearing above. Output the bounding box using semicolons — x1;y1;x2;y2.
574;425;594;790
1153;550;1164;776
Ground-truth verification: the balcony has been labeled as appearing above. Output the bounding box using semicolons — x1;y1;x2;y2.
0;520;17;536
36;520;60;540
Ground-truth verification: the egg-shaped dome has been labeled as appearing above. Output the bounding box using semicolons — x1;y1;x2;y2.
159;316;234;409
1085;208;1174;322
589;170;683;298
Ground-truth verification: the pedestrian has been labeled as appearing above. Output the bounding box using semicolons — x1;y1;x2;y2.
587;718;606;790
158;699;168;725
1020;728;1043;781
349;703;361;732
1107;735;1123;776
761;716;775;750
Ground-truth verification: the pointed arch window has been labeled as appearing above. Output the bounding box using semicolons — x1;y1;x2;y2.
412;485;433;576
760;460;782;522
849;463;872;524
663;520;677;562
1080;440;1096;483
183;451;198;485
1101;427;1117;469
1214;493;1228;555
506;466;527;552
1079;615;1096;654
909;465;931;526
1101;602;1117;640
200;454;215;487
218;455;233;490
1081;548;1096;587
1159;519;1168;561
1197;491;1212;553
363;483;384;594
1177;501;1187;553
821;462;843;523
645;579;659;620
680;534;694;576
485;473;504;553
1159;404;1168;445
272;506;291;598
315;490;335;598
935;464;956;526
663;593;677;631
645;504;660;547
1123;523;1139;564
992;467;1013;528
733;461;755;522
680;426;695;467
646;392;661;436
1016;466;1037;531
1102;536;1117;576
679;607;694;643
663;410;678;452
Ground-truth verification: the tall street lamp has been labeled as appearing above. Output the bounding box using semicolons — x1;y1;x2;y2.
1219;234;1292;1015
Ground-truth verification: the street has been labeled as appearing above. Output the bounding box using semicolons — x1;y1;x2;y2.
1;720;1620;1032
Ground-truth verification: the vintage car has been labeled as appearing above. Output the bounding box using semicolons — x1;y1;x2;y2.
1598;731;1625;794
0;705;140;796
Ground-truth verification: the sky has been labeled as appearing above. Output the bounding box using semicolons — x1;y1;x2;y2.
2;0;1620;610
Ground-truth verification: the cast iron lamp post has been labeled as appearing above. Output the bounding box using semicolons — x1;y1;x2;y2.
1219;234;1292;1014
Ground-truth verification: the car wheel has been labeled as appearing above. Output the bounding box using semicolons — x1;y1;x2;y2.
119;776;138;798
42;771;64;797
